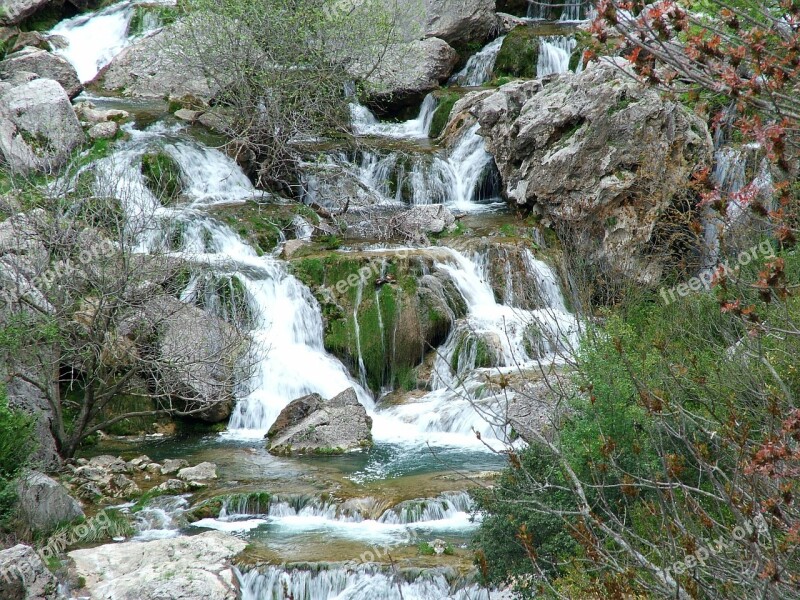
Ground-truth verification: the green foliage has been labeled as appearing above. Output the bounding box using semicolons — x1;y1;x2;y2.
141;151;183;204
127;5;178;36
0;386;37;529
418;541;436;555
428;92;460;139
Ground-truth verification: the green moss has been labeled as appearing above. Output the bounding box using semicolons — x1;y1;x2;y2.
429;92;460;139
141;151;183;204
495;26;541;79
127;5;177;37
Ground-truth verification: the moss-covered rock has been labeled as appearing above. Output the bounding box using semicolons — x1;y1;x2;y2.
210;201;320;256
290;250;467;393
494;26;541;79
429;92;461;139
141;151;183;204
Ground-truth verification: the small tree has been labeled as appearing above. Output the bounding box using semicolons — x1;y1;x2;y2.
0;165;253;458
168;0;417;192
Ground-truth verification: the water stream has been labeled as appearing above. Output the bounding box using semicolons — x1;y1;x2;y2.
51;4;581;597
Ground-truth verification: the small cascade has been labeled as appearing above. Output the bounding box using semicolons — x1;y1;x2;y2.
537;36;576;77
527;0;587;20
304;125;500;211
131;495;188;540
239;565;493;600
372;247;578;445
50;0;170;83
450;37;506;86
351;94;437;138
377;491;473;525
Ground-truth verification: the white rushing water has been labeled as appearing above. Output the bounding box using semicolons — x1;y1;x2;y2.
351;94;437;138
239;566;498;600
372;247;578;447
450;37;505;86
305;123;499;211
537;36;577;77
93;123;372;439
50;0;172;83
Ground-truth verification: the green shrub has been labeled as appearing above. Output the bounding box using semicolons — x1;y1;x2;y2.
0;386;37;528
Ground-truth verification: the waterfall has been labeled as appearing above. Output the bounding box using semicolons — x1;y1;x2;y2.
371;247;578;446
130;495;188;541
351;94;437;138
93;123;372;437
239;565;493;600
305;124;500;211
450;37;506;86
50;0;171;83
527;0;586;21
537;36;576;77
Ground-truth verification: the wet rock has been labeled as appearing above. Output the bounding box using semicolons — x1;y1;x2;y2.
392;205;456;236
0;47;82;98
174;108;203;122
177;462;217;481
110;474;140;498
0;0;52;26
87;120;118;140
161;458;189;475
471;58;713;287
17;471;84;534
144;462;162;475
73;101;130;124
69;531;247;600
154;478;188;493
0;78;85;174
128;455;151;468
268;387;373;455
88;455;130;473
0;544;60;599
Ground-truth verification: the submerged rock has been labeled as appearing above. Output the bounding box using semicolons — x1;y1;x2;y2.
267;387;373;455
470;58;713;288
69;531;246;600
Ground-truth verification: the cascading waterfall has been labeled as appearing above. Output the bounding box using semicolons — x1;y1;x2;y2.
50;0;171;83
450;37;506;86
238;566;494;600
92;123;372;437
303;124;500;211
372;247;578;445
351;94;437;138
537;36;577;77
527;0;587;21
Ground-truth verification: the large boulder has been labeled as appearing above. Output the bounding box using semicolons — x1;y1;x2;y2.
146;296;242;422
69;531;246;600
0;0;52;26
0;47;82;98
0;78;85;173
94;25;217;102
17;471;84;533
267;387;373;455
470;58;713;287
0;545;60;600
361;37;458;112
424;0;496;47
